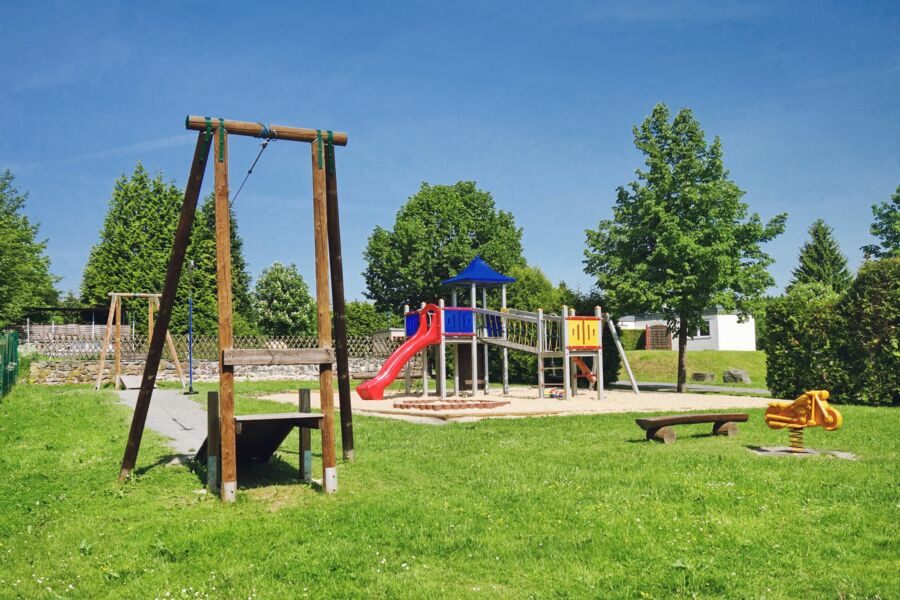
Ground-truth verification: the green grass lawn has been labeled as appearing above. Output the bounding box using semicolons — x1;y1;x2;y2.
0;382;896;598
625;350;767;388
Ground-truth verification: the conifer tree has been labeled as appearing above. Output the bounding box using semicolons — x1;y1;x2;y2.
788;219;853;293
81;163;255;333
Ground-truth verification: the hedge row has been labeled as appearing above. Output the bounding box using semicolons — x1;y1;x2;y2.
766;258;899;405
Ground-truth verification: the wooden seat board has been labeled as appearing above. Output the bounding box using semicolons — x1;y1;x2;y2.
635;412;749;430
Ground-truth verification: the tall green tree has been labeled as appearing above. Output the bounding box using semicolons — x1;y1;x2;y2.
787;219;853;293
344;300;399;337
81;163;254;334
254;262;316;336
363;181;525;312
861;185;900;259
584;104;786;392
0;170;58;326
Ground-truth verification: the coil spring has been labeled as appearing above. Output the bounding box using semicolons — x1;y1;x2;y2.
788;427;805;453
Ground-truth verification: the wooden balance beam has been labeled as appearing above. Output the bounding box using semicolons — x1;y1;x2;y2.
635;413;749;444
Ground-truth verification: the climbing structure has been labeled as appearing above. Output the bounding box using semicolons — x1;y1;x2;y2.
118;116;352;502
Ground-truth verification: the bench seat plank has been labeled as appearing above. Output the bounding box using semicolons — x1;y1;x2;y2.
635;412;749;430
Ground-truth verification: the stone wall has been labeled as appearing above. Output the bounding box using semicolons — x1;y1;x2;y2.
30;357;390;385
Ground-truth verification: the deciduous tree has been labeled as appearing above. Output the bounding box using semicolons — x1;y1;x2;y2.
0;170;58;327
254;262;316;336
363;181;524;311
584;104;786;392
861;185;900;259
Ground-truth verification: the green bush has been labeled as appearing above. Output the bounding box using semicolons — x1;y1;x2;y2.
843;258;900;405
765;284;850;401
617;329;644;350
765;261;900;406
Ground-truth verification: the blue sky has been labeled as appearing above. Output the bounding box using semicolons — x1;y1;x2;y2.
1;1;898;303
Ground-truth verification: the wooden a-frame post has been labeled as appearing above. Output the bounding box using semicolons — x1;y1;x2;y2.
118;116;351;502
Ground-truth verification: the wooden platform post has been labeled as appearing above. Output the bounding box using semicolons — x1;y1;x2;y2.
114;296;122;389
324;141;354;462
207;391;220;492
118;131;211;481
311;140;337;494
213;123;238;503
299;388;312;482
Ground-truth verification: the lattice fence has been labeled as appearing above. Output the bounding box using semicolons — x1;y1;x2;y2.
25;333;404;361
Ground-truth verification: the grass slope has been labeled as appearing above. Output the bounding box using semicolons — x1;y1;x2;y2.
625;350;767;388
0;382;896;598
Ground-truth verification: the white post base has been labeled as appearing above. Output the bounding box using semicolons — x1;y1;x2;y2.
324;467;338;494
221;481;237;503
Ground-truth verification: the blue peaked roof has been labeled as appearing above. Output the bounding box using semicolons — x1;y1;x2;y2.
442;256;516;287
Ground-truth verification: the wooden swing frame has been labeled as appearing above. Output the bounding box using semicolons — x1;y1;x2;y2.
94;293;185;390
117;116;353;502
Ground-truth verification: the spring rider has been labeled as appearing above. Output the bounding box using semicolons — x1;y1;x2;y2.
764;390;843;452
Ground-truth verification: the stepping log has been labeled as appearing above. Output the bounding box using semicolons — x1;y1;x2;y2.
635;413;749;444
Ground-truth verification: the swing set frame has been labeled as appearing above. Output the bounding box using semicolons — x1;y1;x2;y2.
118;116;353;502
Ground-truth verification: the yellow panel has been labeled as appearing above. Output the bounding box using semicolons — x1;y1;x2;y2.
566;318;600;349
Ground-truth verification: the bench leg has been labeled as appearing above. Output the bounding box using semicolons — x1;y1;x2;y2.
647;426;676;444
712;421;739;437
299;389;312;483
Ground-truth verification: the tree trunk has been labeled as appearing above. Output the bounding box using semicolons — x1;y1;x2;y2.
676;316;688;393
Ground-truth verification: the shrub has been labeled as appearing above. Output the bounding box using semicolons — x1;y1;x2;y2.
618;329;644;351
842;258;900;406
765;283;851;400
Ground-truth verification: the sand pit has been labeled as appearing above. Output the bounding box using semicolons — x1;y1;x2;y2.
260;386;771;423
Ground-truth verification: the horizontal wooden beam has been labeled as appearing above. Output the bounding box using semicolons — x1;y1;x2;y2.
107;292;161;298
185;116;348;146
222;348;335;366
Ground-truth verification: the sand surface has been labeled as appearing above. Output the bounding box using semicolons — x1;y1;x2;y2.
261;386;771;423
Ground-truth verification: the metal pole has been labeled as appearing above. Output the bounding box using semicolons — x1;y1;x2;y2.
562;306;571;400
482;286;489;395
470;283;477;396
501;284;508;395
439;299;446;400
595;306;603;401
536;308;545;399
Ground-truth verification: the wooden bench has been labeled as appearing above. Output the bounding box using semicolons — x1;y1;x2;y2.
635;413;749;443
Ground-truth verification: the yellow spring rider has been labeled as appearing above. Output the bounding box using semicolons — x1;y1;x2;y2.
764;390;843;452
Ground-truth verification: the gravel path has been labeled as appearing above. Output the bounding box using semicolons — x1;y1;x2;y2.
118;389;206;455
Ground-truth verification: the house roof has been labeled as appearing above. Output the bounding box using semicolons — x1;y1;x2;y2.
442;256;516;287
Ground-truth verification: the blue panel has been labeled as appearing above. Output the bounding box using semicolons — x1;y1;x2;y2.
485;314;503;338
444;309;473;335
405;313;420;337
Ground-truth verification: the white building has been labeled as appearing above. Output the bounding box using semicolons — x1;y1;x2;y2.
618;309;757;351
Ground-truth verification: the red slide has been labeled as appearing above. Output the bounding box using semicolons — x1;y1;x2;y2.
357;304;442;400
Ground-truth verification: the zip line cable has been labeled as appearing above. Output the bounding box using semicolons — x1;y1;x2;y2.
230;139;273;207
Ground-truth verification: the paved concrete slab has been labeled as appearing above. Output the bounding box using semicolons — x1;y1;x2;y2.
118;389;206;455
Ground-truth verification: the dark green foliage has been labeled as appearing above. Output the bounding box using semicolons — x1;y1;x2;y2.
842;258;900;405
788;219;852;293
363;181;524;312
766;260;899;406
861;185;900;259
584;104;786;391
0;170;58;326
254;262;316;336
617;329;644;350
344;301;400;337
80;164;254;334
764;284;849;400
